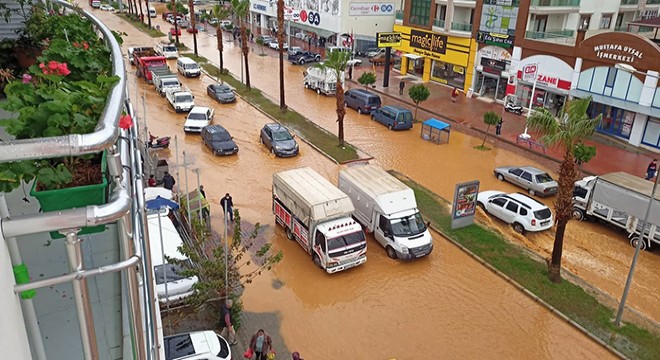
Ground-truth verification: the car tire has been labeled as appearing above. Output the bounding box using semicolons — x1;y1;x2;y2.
386;246;397;259
313;254;323;268
477;202;486;212
388;124;393;130
496;173;505;181
299;59;305;65
271;147;276;155
344;102;349;109
315;56;320;62
285;226;294;240
357;108;363;114
571;208;585;221
528;189;536;197
259;136;263;144
304;83;309;89
316;88;321;95
513;222;525;235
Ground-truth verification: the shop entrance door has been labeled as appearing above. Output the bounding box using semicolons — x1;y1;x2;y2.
476;73;500;100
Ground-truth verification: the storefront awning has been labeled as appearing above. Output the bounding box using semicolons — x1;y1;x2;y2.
404;53;424;60
289;22;335;39
570;89;660;118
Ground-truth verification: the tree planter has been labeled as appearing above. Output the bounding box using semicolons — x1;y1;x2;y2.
30;153;109;239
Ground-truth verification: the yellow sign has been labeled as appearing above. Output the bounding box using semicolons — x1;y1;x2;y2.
393;25;471;66
377;32;402;48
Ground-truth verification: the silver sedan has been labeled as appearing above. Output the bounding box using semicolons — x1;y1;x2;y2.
493;165;559;197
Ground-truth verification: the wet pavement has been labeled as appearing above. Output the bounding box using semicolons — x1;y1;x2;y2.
90;5;654;358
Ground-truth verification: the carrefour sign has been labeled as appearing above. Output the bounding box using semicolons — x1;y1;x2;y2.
349;2;395;16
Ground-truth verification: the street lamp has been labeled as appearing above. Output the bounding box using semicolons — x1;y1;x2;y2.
614;62;660;327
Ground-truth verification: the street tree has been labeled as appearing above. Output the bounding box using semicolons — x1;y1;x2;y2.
144;0;151;28
255;37;266;55
188;0;198;55
277;0;286;110
212;4;232;74
314;50;351;146
166;0;188;44
573;142;597;176
231;0;251;90
137;0;144;23
481;111;501;148
408;84;430;121
527;96;601;283
175;209;283;322
358;72;376;89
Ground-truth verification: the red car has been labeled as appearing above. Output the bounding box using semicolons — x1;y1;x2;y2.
187;26;199;34
169;27;181;36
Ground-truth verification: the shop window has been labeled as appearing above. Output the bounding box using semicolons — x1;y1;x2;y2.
590;67;608;94
653;89;660;109
625;77;643;103
409;0;431;26
590;103;633;139
600;14;612;29
611;70;632;100
642;117;660;148
431;60;465;89
579;14;591;30
577;68;593;91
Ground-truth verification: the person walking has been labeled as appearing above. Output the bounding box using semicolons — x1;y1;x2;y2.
451;87;460;103
249;329;273;360
495;118;503;136
219;299;237;346
199;185;206;198
399;79;405;95
161;172;175;190
348;65;353;80
292;351;304;360
645;159;658;180
220;193;234;222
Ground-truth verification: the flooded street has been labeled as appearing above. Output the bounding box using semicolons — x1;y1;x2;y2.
91;7;648;358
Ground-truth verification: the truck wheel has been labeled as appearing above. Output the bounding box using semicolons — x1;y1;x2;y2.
313;254;322;268
386;246;397;259
513;222;525;235
571;209;585;221
304;83;309;89
629;236;648;251
316;88;322;95
496;173;504;181
528;189;536;196
285;227;294;240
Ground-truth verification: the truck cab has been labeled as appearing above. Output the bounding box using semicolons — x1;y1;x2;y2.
372;210;432;259
312;218;367;272
166;89;195;113
156;41;179;59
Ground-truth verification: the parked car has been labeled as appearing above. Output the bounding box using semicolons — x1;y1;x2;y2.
493;166;559;197
162;11;173;20
347;58;362;67
366;47;385;58
256;35;274;45
201;125;238;156
164;330;231;360
183;106;214;133
288;51;320;65
268;41;288;50
370;105;413;130
169;27;181;36
168;16;181;24
259;123;299;157
476;191;554;234
187;26;199;34
287;46;303;55
344;89;381;114
370;52;401;65
207;83;236;103
99;4;114;11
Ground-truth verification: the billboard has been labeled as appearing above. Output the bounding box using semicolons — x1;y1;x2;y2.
377;32;402;47
451;180;480;229
476;0;519;49
349;3;395;16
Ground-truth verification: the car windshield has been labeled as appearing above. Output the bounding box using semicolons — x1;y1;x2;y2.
214;86;231;94
154;263;187;284
390;212;427;237
327;231;365;254
163;46;177;52
185;64;198;70
272;130;292;141
535;173;554;183
188;112;207;120
534;208;552;220
175;94;193;102
164;334;194;359
163;80;179;86
212;132;231;141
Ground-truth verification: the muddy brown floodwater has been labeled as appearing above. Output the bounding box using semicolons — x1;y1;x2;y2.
91;7;638;358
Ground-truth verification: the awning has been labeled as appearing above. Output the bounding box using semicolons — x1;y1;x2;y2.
423;118;450;131
403;53;424;60
289;22;335;38
569;89;660;118
353;34;376;41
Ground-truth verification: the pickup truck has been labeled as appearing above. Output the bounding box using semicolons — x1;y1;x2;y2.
136;56;167;83
165;87;195;113
151;67;181;96
288;51;321;65
129;47;155;66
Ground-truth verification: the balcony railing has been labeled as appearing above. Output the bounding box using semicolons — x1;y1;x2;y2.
433;19;446;28
614;26;627;31
530;0;580;6
396;10;403;21
525;29;576;44
647;0;660;5
620;0;639;5
451;22;473;32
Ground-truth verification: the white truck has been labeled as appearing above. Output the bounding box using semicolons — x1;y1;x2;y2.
338;164;434;260
165;87;195;113
155;41;179;59
572;172;660;250
303;67;344;96
272;167;367;273
151;67;181;96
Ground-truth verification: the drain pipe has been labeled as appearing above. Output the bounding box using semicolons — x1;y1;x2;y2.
0;194;48;360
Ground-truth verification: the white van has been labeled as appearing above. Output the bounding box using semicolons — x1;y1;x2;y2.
147;211;199;304
156;41;178;59
148;7;157;18
177;57;201;77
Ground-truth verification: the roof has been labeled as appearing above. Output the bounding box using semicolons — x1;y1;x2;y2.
190;106;211;113
206;124;228;133
423;118;451;131
627;17;660;28
505;193;548;210
518;166;548;175
599;172;660;200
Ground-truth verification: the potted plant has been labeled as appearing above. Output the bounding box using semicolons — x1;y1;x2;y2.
0;5;120;238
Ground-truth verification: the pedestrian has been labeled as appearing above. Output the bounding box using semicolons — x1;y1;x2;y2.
399;79;405;95
495;118;503;136
645;159;658;180
147;175;156;187
451;87;460;103
219;299;237;346
292;351;304;360
248;329;273;360
307;36;311;49
161;172;175;190
220;193;234;221
348;65;353;80
199;185;206;198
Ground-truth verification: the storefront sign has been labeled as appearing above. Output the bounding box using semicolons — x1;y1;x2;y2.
592;44;643;64
522;64;537;82
476;31;514;48
409;29;447;56
481;57;506;72
253;3;267;11
284;7;301;22
299;10;321;26
478;45;511;62
349;3;395;16
377;32;401;47
577;32;659;70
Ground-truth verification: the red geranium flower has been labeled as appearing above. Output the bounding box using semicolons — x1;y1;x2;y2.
119;114;133;130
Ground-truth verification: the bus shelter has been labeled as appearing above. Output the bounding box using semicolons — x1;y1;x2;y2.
421;118;451;144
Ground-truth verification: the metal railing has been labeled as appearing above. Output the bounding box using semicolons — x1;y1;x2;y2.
525;30;576;44
433;19;445;28
620;0;639;5
530;0;580;6
451;22;473;32
647;0;660;5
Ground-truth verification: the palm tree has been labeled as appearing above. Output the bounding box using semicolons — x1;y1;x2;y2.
212;4;232;75
231;0;251;90
188;0;198;55
276;0;286;109
144;0;151;27
527;96;601;283
314;51;351;146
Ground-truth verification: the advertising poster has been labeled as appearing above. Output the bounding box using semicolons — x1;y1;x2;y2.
451;180;480;229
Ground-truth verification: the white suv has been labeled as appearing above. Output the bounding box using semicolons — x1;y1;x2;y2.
184;106;214;133
477;191;553;234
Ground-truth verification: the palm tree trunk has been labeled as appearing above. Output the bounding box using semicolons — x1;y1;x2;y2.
549;219;567;282
240;23;251;90
277;0;285;110
172;0;179;44
216;26;224;75
189;1;198;55
336;81;346;146
137;0;144;23
482;124;491;147
144;0;152;28
128;0;134;16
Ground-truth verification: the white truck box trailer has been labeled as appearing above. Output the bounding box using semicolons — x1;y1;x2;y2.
303;67;344;96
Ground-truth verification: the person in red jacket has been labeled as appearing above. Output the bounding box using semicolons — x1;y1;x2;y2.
451;87;460;103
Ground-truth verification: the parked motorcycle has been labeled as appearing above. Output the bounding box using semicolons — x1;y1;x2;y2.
148;133;171;149
504;101;524;115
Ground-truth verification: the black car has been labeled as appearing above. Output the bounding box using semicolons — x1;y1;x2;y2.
207;84;236;104
288;51;321;65
201;125;238;156
259;123;299;157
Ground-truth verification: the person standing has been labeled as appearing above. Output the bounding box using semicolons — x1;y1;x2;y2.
451;87;460;103
220;193;234;222
495;118;503;136
219;299;237;346
199;185;206;198
249;329;273;360
161;172;175;190
645;159;658;180
399;79;405;95
348;65;353;80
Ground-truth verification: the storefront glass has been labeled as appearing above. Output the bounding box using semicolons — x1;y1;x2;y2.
642;117;660;148
516;82;567;116
475;72;506;101
588;103;634;139
430;60;465;89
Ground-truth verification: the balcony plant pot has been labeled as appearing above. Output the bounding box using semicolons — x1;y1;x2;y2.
29;152;109;239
